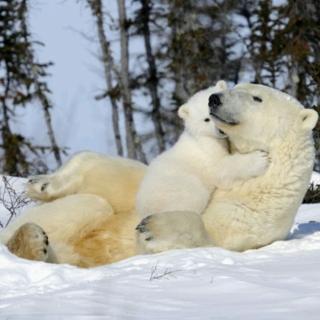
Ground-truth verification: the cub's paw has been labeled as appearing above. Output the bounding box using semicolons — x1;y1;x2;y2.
26;174;62;200
136;211;211;254
246;150;269;177
6;223;50;262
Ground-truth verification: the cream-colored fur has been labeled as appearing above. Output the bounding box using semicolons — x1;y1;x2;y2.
1;84;317;267
27;152;146;213
137;83;318;253
203;83;318;251
136;81;269;218
0;193;139;267
6;223;52;262
1;153;145;267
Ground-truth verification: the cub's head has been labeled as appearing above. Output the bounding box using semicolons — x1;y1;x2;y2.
208;83;318;152
178;80;228;138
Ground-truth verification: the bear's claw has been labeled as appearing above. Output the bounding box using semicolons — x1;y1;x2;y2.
41;182;49;192
26;174;64;201
136;211;212;254
135;216;151;233
6;223;51;262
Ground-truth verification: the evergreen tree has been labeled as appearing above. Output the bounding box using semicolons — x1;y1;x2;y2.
166;0;240;103
133;0;166;153
0;0;62;176
131;0;242;150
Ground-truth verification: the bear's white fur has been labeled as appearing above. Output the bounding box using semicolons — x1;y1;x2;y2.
0;83;317;267
0;153;146;267
203;83;318;251
136;81;268;218
26;152;146;213
136;83;318;253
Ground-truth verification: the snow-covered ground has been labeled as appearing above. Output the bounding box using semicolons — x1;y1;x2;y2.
1;177;320;319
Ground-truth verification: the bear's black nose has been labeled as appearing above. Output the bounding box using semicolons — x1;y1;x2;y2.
209;93;222;109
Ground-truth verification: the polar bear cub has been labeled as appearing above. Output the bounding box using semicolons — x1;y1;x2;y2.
136;81;269;219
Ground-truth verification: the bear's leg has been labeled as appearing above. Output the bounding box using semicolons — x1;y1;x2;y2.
3;194;135;267
136;211;213;254
26;152;97;201
26;173;82;201
71;210;138;267
6;223;57;262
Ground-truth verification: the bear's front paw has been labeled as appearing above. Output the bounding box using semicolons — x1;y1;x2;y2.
6;223;51;262
26;174;61;200
136;211;212;254
246;150;270;177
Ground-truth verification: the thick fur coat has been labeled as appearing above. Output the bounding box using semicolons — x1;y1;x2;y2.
0;84;317;267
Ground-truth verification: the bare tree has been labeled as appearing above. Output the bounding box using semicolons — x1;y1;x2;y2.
137;0;165;153
0;176;32;228
19;0;62;167
117;0;146;162
87;0;124;156
35;88;62;166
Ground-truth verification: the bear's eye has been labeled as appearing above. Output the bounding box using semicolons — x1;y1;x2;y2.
253;96;263;102
204;118;210;122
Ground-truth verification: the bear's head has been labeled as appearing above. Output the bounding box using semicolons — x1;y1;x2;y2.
178;80;228;138
208;83;318;152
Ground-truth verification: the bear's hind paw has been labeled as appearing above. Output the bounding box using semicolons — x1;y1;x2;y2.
26;174;62;200
136;211;212;254
6;223;51;262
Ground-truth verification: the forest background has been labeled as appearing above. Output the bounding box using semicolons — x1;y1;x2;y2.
0;0;319;201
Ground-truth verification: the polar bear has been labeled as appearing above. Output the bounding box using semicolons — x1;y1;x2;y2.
136;83;318;253
136;81;268;218
0;153;146;267
0;83;317;267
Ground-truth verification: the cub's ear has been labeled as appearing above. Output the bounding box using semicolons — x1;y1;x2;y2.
215;80;227;91
300;109;318;130
178;104;189;119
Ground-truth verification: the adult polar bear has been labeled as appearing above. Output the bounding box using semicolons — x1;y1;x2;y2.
1;83;318;267
136;83;318;253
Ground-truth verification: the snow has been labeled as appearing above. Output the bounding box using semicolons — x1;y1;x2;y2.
311;171;320;186
1;1;319;317
1;178;320;319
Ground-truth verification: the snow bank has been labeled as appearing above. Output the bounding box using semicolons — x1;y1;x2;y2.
311;171;320;186
1;177;320;319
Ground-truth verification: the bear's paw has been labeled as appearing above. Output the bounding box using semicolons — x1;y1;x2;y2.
26;174;65;201
6;223;50;262
136;211;212;254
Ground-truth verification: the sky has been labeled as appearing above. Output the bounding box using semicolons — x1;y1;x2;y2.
22;0;122;164
16;0;294;169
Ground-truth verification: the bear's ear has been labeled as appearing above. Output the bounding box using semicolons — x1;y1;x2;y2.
215;80;227;91
178;104;189;120
300;109;318;131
